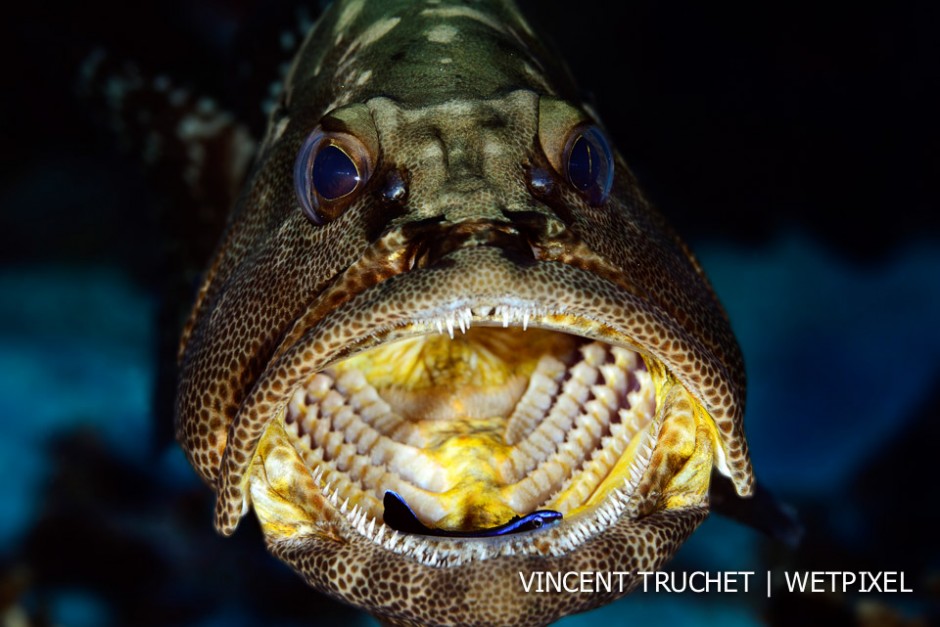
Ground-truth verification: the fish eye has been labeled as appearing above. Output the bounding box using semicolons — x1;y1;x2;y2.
294;128;373;224
564;125;614;205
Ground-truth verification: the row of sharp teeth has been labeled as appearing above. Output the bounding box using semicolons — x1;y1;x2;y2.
548;417;662;556
429;305;540;338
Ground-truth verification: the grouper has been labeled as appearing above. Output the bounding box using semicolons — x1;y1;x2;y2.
176;1;755;624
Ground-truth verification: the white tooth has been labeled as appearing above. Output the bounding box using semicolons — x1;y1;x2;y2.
522;309;530;331
630;464;643;483
472;305;493;317
445;316;454;339
501;307;511;327
435;319;443;335
458;314;466;334
367;517;376;537
340;497;349;513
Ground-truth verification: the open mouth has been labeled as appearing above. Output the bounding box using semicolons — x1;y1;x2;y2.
250;303;723;555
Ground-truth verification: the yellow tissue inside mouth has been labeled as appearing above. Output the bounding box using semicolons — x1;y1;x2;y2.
333;328;581;528
336;326;578;393
259;324;721;535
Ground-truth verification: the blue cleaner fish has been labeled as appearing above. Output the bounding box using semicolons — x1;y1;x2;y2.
176;1;756;625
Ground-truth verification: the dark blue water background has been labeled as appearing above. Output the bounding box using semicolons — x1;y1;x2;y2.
1;1;937;625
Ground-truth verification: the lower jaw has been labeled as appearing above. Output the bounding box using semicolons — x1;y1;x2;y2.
246;321;722;557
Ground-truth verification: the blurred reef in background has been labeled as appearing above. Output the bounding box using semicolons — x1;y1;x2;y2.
1;1;938;625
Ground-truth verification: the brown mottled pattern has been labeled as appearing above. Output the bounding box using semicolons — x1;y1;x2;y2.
176;0;754;624
271;507;708;627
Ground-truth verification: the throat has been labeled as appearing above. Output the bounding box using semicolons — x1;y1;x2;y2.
334;327;580;424
331;327;582;530
282;325;658;534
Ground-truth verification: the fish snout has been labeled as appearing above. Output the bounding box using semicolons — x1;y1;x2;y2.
401;212;569;270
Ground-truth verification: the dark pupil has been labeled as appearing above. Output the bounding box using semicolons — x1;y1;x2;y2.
567;135;598;191
312;144;360;199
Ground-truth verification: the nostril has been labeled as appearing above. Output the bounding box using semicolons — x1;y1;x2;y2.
407;240;433;271
404;220;539;271
527;167;555;197
381;170;408;204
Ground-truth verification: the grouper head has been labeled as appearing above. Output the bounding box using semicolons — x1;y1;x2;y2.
176;1;754;625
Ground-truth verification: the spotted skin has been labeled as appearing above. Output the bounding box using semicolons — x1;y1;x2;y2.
176;1;754;625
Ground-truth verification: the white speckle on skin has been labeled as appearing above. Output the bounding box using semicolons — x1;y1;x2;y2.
420;142;444;161
426;24;458;44
419;7;507;34
523;62;552;91
272;116;290;142
440;57;453;64
336;16;401;74
508;4;536;36
334;0;365;34
357;16;402;49
483;139;503;158
435;99;475;116
355;69;373;86
325;93;354;112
